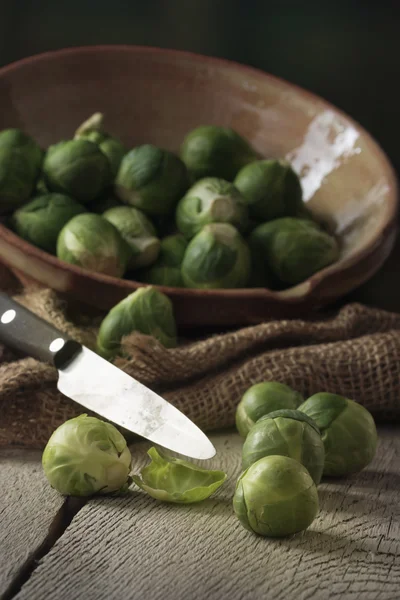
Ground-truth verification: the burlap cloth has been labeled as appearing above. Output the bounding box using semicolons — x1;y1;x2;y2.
1;263;400;449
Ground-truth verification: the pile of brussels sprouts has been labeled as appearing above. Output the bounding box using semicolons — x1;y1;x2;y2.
1;116;340;289
233;382;378;537
41;371;378;540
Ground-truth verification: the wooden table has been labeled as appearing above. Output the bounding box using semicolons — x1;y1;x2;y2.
1;427;399;600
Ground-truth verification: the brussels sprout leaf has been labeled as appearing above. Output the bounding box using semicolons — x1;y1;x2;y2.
132;447;227;503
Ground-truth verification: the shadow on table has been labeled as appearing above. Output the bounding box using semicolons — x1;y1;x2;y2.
321;469;400;492
96;487;234;519
270;527;381;559
0;448;44;462
317;488;395;518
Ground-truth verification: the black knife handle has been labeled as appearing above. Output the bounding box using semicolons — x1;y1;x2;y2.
0;292;82;369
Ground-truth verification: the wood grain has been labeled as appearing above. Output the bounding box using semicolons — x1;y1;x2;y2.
12;428;400;600
0;449;63;596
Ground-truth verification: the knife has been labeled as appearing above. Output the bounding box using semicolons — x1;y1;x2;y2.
0;292;216;460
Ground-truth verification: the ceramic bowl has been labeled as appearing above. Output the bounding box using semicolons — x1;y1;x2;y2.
0;45;397;326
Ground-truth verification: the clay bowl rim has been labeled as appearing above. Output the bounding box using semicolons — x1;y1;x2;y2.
0;43;398;304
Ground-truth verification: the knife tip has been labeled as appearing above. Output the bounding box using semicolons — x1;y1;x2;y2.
192;440;217;461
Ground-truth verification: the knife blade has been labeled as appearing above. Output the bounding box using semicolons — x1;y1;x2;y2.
0;292;216;460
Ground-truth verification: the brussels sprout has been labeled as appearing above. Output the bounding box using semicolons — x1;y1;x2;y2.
234;159;304;221
97;136;125;177
249;217;339;286
87;190;123;214
103;206;160;270
233;455;319;537
180;125;258;181
176;177;248;239
36;176;49;194
268;220;339;285
241;409;325;484
156;233;188;266
0;128;43;171
132;447;227;503
97;286;177;358
248;219;298;288
115;144;188;216
42;414;132;496
140;233;188;287
181;223;250;289
298;393;378;476
140;266;184;288
11;193;85;253
0;129;43;212
236;382;304;438
249;217;319;256
57;213;130;277
43;139;112;203
75;112;125;177
0;150;38;213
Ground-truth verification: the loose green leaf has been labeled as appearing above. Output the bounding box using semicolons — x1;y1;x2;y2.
132;447;227;503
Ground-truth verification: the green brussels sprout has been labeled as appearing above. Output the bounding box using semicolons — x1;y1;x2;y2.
140;233;188;287
233;455;319;537
241;409;325;485
0;128;43;171
87;190;123;214
57;213;130;277
103;206;160;270
42;414;132;496
140;266;184;288
132;447;227;503
0;129;43;212
97;286;177;358
0;150;38;213
115;144;188;216
11;193;85;253
248;219;301;288
180;125;259;181
234;159;304;221
298;393;378;476
156;233;188;266
176;177;248;239
249;217;339;286
74;112;125;177
35;176;49;194
268;220;339;285
43;139;112;203
236;382;304;438
181;223;250;289
97;136;125;177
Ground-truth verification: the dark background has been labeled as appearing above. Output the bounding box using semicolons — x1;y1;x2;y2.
0;0;399;174
0;0;399;309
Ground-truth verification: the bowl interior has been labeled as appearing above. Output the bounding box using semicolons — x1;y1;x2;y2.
0;45;397;303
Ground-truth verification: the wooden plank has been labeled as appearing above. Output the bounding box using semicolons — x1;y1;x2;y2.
14;427;400;600
0;449;64;596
